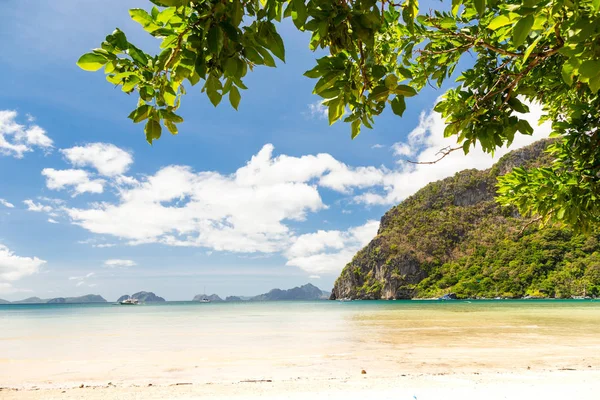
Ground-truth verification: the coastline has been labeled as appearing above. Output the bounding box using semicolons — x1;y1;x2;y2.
3;370;600;400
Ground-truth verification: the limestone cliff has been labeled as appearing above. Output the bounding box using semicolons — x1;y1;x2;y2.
331;140;600;300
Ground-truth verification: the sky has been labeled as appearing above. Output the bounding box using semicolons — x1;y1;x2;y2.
0;0;551;301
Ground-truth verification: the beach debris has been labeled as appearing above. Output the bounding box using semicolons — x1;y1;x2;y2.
361;370;367;374
171;382;193;386
79;384;84;388
240;379;273;383
148;383;153;387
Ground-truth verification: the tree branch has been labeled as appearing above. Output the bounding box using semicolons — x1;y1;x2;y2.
404;145;462;165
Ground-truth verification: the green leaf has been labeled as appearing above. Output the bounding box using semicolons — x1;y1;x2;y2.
207;25;224;55
394;84;417;97
229;86;241;110
129;9;159;32
589;74;600;94
488;15;512;30
145;119;162;144
128;105;152;123
328;97;345;125
579;60;600;79
473;0;486;17
512;15;534;47
507;97;529;114
263;25;285;62
390;96;406;117
162;110;184;123
351;119;361;139
77;53;107;71
165;120;178;135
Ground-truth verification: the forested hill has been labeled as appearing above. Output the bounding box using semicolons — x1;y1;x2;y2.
331;140;600;300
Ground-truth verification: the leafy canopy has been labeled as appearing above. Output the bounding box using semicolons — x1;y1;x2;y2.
78;0;600;229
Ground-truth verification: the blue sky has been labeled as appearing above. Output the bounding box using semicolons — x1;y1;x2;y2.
0;0;550;301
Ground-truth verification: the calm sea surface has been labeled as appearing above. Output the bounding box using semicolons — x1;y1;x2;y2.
2;300;600;388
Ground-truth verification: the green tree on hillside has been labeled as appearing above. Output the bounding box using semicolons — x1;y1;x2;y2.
78;0;600;229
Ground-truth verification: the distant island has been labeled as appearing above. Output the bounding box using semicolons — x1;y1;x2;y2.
193;283;330;302
4;294;107;304
1;284;331;305
117;291;165;303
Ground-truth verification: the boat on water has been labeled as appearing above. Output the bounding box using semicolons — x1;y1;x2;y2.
119;298;139;305
199;298;210;303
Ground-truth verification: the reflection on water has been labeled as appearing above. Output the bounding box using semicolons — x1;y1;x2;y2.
1;300;599;387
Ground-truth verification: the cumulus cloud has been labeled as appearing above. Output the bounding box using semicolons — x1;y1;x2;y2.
61;143;133;176
353;102;552;205
65;145;334;253
0;110;53;158
0;199;14;208
104;259;136;268
0;244;46;283
285;220;380;275
42;168;105;195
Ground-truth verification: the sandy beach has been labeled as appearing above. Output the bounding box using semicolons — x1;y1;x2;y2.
3;370;600;400
2;300;599;399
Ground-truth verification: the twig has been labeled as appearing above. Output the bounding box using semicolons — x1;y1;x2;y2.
404;145;462;165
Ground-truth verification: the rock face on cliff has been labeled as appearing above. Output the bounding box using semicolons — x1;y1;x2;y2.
118;292;166;302
331;140;600;300
47;295;106;303
250;283;329;301
192;294;224;302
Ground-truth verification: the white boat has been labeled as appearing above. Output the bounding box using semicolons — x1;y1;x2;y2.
200;298;210;303
119;298;139;305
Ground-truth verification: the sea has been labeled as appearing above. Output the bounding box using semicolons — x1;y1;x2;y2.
2;300;600;388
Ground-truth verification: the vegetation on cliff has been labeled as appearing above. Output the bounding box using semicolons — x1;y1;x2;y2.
331;140;600;300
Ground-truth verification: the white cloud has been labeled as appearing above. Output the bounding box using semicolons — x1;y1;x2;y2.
42;168;105;195
23;199;53;213
104;259;136;268
0;244;46;282
371;144;385;149
0;199;14;208
285;220;380;275
65;145;332;253
353;102;552;205
61;143;133;177
309;275;321;279
0;110;53;158
47;218;58;224
306;101;327;119
392;142;413;157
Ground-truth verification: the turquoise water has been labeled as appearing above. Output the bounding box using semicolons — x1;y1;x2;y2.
2;300;600;388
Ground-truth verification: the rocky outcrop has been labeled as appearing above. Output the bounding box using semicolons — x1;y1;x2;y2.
192;294;223;302
0;299;10;304
47;295;106;304
250;283;328;301
330;140;574;300
225;296;243;302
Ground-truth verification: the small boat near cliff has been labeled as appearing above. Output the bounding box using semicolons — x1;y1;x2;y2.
119;298;139;305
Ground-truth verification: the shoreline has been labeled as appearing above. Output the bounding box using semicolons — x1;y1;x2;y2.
3;369;600;400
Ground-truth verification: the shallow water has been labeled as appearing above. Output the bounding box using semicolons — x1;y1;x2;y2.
1;300;599;388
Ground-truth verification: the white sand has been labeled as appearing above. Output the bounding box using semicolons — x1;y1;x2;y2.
2;370;600;400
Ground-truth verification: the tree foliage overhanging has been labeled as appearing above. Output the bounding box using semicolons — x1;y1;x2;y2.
78;0;600;230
